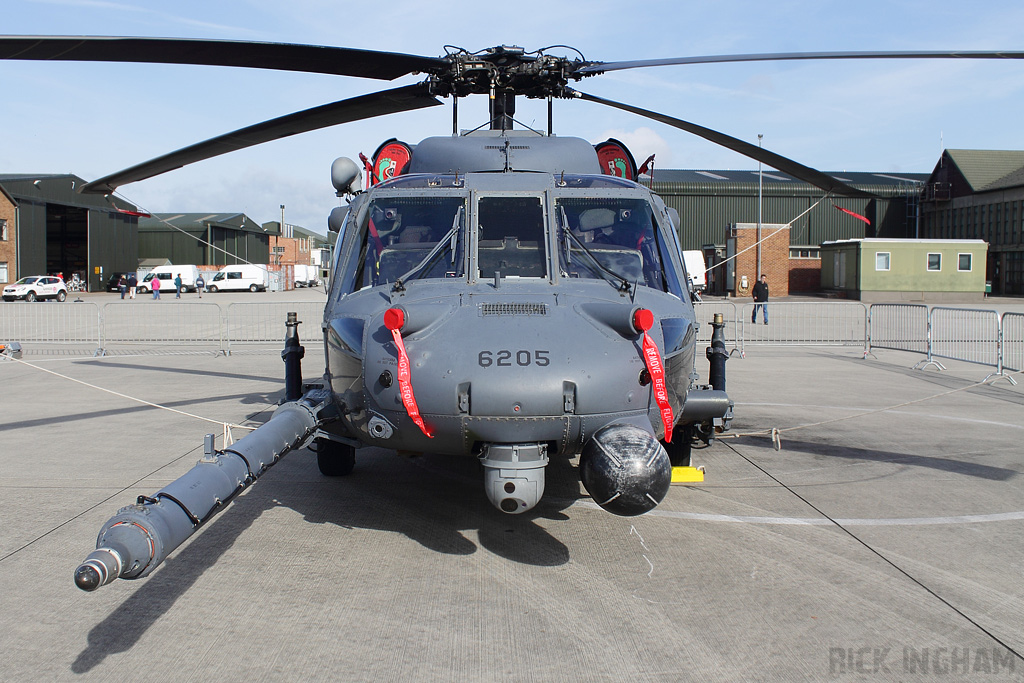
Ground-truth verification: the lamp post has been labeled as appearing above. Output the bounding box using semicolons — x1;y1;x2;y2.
757;134;763;280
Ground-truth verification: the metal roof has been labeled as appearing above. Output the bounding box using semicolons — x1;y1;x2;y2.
941;149;1024;192
140;212;265;233
644;169;928;196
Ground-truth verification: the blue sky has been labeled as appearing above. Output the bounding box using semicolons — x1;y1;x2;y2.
2;0;1024;233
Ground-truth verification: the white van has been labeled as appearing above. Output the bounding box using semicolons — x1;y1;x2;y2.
207;264;269;292
139;265;201;293
293;264;319;288
682;251;707;298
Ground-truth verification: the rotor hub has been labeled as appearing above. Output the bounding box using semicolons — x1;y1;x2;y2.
428;45;597;100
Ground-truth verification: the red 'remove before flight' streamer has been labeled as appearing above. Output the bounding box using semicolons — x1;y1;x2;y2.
633;309;674;442
384;308;434;438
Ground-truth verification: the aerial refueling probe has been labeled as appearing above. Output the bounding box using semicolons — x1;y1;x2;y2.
75;312;325;591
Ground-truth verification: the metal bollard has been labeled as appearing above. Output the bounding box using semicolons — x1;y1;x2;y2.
282;312;305;402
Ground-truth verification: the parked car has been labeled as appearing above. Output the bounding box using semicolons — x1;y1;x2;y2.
107;273;131;291
3;276;68;302
206;264;269;292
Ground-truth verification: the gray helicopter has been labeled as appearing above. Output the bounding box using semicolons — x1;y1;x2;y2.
3;38;1019;590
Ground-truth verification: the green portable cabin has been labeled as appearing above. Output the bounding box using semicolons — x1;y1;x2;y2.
820;238;988;303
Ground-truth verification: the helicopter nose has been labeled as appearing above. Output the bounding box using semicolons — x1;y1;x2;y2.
579;423;671;516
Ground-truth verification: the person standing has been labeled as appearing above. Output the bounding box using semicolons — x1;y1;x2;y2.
118;275;127;299
152;275;161;300
751;274;769;325
174;273;182;299
196;273;205;298
128;273;138;299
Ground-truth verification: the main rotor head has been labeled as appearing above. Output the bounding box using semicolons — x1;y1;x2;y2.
426;45;597;100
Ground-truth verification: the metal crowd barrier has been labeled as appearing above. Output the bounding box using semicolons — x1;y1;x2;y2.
737;302;868;353
863;304;1017;385
99;302;224;354
999;312;1023;373
225;302;325;354
3;299;1023;384
692;301;739;348
865;304;929;356
0;301;100;346
929;307;1000;368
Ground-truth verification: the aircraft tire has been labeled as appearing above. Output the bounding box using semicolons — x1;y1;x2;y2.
663;424;693;467
316;438;355;477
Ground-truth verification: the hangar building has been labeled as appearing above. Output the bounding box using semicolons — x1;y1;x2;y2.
139;213;270;267
919;149;1024;295
0;174;139;291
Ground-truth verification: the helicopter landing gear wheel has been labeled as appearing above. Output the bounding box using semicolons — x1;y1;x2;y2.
662;424;694;467
315;437;355;477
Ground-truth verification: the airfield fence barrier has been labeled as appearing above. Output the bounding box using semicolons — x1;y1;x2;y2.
3;300;1023;381
737;302;868;353
1000;312;1024;372
0;301;100;346
100;302;224;354
0;301;325;355
225;302;325;353
929;307;1001;368
692;301;739;348
865;304;930;355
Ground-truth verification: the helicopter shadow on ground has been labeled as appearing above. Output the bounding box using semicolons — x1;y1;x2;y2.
733;428;1020;482
71;445;581;673
284;448;581;565
774;438;1020;482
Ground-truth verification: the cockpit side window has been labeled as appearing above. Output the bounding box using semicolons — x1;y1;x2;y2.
556;197;683;296
477;196;547;278
342;195;466;292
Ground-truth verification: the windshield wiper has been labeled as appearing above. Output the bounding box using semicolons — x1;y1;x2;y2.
559;206;632;293
391;206;463;292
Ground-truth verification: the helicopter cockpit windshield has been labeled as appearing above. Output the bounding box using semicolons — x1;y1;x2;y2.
556;197;682;296
477;196;547;279
348;195;467;290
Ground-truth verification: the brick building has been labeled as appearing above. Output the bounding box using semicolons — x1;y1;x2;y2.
0;185;16;285
725;223;791;298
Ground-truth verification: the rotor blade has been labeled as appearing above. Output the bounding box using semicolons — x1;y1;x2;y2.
580;49;1024;74
0;35;446;80
572;90;873;198
80;83;441;194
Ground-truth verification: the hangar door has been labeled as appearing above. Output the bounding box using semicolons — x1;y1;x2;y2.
46;204;88;284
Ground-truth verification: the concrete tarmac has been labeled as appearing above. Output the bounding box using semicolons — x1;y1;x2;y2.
0;339;1022;681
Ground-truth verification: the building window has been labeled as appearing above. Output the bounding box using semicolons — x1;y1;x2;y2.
958;253;972;272
927;253;942;271
875;252;890;271
0;262;7;283
789;247;820;259
0;219;7;241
